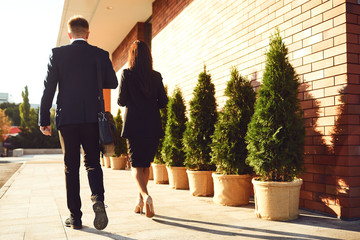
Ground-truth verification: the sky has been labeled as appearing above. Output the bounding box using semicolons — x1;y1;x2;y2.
0;0;64;104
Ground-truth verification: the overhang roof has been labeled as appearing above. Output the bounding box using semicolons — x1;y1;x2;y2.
57;0;153;55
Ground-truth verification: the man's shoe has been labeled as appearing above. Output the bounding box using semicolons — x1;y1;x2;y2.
93;201;108;230
65;217;82;229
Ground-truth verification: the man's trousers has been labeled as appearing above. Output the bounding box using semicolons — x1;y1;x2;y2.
58;123;104;220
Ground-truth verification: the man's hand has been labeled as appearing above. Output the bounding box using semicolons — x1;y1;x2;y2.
40;126;52;136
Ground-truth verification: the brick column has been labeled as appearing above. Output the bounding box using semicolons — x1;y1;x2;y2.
103;89;111;112
112;22;148;72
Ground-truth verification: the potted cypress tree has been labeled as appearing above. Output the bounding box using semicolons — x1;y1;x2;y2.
152;86;169;183
162;87;188;189
245;29;305;221
211;67;255;206
110;109;128;170
183;66;217;196
104;155;111;168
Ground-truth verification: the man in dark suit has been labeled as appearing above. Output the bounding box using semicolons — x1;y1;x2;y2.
39;16;118;230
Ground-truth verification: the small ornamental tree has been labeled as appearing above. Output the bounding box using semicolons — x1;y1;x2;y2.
211;67;255;175
10;107;60;148
183;66;217;171
114;109;127;157
19;86;31;129
245;29;305;182
0;109;11;141
154;86;168;164
162;87;187;167
0;102;21;126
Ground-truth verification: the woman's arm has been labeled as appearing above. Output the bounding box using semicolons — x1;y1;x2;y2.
118;69;128;106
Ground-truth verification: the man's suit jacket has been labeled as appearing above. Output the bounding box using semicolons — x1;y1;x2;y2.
118;69;168;138
39;40;118;128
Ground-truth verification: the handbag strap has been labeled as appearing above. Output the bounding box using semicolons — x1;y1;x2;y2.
96;57;106;113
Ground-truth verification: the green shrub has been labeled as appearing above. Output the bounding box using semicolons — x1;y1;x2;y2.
183;66;217;171
211;67;255;175
114;109;127;156
9;107;60;149
245;29;305;182
162;87;187;167
154;86;168;164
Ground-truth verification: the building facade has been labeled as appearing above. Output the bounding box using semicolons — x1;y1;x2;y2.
111;0;360;220
0;93;13;104
58;0;360;220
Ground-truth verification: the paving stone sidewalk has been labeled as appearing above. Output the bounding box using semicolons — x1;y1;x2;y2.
0;162;22;189
0;154;359;240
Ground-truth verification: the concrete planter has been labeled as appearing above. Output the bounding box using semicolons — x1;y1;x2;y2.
252;178;303;221
12;149;24;157
152;163;168;184
149;163;154;180
212;173;252;206
187;170;214;197
110;155;127;170
23;148;63;155
166;166;189;190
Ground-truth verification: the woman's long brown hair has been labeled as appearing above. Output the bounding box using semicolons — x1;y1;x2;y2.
128;40;153;98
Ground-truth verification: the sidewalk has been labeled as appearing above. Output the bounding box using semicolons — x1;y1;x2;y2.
0;154;359;240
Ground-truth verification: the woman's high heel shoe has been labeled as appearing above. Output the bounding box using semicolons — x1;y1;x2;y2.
145;196;155;218
134;198;144;214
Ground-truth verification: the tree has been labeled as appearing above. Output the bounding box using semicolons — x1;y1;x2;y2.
0;102;20;126
162;87;187;167
245;30;305;182
114;109;128;156
211;67;256;175
183;66;217;171
154;86;168;164
8;107;60;148
7;86;60;148
19;86;31;128
0;109;11;141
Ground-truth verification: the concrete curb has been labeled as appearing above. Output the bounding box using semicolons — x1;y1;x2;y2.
23;148;63;155
0;162;25;199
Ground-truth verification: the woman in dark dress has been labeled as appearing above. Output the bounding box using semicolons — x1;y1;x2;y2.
118;40;168;218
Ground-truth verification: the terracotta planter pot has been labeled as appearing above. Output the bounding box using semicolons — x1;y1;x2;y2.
187;170;214;196
104;156;111;168
152;163;169;184
212;173;252;206
149;163;154;180
166;166;189;190
252;178;303;221
126;154;131;169
100;157;105;167
110;155;127;170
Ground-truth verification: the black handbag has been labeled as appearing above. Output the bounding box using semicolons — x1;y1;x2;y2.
97;58;116;157
98;111;116;144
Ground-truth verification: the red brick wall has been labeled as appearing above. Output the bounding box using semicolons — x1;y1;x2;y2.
112;22;147;72
300;0;360;220
152;0;194;38
151;0;360;219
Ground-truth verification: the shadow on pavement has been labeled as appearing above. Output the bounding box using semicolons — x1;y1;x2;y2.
292;211;360;232
79;225;136;240
153;214;344;240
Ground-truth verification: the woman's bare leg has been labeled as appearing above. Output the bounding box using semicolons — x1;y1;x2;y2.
132;167;149;198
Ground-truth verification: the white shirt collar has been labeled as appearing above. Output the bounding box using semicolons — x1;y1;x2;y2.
71;38;87;43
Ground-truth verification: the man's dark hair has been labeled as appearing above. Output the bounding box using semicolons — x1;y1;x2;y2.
67;16;89;36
